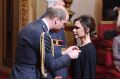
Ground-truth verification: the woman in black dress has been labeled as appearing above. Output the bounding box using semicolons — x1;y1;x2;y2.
71;15;96;79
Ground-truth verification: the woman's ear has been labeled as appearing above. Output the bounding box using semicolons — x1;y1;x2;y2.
55;20;57;25
86;28;90;33
54;2;57;6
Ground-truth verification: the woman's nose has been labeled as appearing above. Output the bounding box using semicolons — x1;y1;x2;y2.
62;1;65;6
73;29;76;33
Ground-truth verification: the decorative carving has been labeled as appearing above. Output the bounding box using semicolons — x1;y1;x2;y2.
20;0;35;29
0;0;36;73
20;0;29;26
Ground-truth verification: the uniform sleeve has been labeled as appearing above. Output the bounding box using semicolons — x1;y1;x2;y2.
44;33;71;72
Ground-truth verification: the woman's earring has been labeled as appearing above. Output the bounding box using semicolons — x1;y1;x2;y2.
54;2;57;6
55;20;57;25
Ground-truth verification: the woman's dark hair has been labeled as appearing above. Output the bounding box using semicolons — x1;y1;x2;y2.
74;15;96;37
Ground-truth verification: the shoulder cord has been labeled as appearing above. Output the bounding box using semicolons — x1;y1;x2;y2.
40;32;54;78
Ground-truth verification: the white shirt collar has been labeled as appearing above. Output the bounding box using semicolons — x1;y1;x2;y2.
42;18;50;32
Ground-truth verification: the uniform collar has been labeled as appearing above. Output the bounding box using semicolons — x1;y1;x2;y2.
42;18;50;32
37;18;48;33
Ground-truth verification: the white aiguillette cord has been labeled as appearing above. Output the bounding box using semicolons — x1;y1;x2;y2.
40;32;54;78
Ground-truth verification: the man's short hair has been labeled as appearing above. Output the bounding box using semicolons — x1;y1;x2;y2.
45;7;66;20
47;0;58;7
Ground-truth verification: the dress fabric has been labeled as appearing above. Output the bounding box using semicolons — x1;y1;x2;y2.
71;42;96;79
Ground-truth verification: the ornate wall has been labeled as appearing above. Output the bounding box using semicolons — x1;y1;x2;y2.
0;0;36;73
71;0;102;25
36;0;47;19
19;0;36;30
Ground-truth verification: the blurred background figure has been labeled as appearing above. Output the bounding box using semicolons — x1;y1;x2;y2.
46;0;68;79
112;8;120;72
47;0;65;7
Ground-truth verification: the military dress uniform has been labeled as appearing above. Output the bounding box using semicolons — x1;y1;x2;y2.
50;28;68;79
9;19;71;79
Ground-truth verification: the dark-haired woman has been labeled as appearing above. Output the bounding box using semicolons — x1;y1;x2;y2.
71;15;96;79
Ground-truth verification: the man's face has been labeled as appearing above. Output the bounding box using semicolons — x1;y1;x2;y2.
57;11;69;30
53;6;69;32
53;17;68;32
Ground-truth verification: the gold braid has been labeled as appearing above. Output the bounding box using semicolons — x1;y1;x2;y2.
40;32;47;78
40;32;54;78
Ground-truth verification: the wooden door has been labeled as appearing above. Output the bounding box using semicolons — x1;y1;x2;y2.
0;0;36;74
0;0;19;73
0;0;4;72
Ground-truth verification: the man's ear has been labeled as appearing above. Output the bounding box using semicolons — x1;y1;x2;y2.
54;17;58;25
54;2;57;6
54;17;60;25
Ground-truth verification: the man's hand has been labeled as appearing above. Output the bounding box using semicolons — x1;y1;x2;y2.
63;46;81;59
54;76;62;79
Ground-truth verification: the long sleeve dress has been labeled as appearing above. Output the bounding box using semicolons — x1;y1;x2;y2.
71;42;96;79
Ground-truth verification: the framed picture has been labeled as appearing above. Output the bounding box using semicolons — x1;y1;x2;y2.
102;0;120;21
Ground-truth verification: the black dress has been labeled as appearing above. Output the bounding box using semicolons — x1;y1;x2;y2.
71;42;96;79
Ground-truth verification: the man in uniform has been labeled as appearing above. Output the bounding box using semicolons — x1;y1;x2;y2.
9;5;80;79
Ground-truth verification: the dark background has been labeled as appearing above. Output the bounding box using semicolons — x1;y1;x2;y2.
103;0;120;21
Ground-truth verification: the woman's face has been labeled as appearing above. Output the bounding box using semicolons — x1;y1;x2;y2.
73;21;86;38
